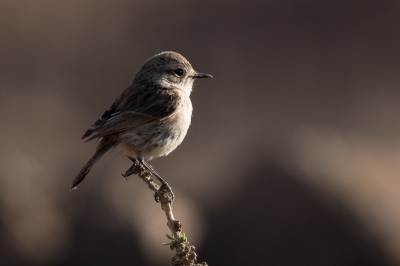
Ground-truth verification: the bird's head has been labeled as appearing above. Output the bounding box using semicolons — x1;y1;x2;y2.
134;51;212;95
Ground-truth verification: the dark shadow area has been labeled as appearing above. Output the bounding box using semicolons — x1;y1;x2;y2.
201;160;395;266
0;195;148;266
56;224;146;266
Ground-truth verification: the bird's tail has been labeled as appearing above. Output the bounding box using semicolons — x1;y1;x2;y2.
70;146;109;191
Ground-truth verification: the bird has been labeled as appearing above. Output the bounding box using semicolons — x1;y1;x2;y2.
71;51;212;202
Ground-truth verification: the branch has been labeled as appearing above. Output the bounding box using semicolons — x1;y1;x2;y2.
134;163;208;266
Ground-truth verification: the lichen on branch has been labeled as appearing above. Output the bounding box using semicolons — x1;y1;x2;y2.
134;164;207;266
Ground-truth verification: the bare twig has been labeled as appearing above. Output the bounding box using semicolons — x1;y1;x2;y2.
134;164;207;266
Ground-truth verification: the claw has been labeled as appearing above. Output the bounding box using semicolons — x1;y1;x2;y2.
154;183;175;203
154;191;161;203
122;159;139;179
121;173;129;181
136;159;175;204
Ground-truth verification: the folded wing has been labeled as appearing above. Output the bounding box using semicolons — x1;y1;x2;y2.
81;89;180;141
84;112;159;142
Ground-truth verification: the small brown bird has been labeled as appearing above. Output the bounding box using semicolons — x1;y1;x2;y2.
71;51;212;201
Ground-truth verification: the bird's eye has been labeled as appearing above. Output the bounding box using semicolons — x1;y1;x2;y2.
174;69;184;77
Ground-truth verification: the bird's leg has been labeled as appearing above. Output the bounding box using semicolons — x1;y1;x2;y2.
138;159;175;203
121;156;140;180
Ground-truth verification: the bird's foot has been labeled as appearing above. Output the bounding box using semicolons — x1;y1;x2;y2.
121;159;140;180
154;182;175;203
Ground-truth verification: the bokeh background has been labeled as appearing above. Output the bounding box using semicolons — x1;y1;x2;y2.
1;0;400;265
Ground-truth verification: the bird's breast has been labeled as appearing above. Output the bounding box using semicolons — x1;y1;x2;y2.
118;92;193;160
145;93;193;159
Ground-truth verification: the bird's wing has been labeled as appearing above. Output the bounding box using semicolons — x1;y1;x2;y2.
83;112;160;142
81;103;118;139
82;89;180;142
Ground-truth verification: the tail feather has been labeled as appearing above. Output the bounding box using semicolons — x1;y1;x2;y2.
70;149;106;191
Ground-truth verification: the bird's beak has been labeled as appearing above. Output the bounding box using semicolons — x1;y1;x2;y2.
192;73;213;79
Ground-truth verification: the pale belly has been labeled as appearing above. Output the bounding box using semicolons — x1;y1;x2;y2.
114;98;192;160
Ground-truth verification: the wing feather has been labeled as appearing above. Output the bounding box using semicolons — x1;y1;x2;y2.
81;87;180;142
84;112;158;142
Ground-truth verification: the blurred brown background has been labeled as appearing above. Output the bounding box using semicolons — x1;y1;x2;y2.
1;0;400;265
